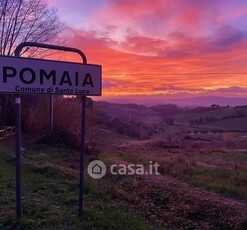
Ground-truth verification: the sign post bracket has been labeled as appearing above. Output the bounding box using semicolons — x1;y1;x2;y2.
14;42;88;219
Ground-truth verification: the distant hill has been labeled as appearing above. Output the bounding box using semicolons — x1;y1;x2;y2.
165;96;247;107
95;100;247;130
98;96;247;107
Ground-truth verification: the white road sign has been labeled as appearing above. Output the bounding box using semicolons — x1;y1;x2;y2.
0;55;102;95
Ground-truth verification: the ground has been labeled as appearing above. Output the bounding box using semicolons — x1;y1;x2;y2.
1;133;247;229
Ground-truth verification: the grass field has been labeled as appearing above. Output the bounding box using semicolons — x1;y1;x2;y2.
1;129;247;229
201;117;247;131
0;138;158;230
102;143;247;201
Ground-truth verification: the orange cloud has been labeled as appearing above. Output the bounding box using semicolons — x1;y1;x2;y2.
48;0;247;100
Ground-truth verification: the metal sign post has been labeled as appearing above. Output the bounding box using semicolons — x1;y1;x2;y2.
9;42;102;219
50;95;54;135
79;96;86;217
15;94;21;219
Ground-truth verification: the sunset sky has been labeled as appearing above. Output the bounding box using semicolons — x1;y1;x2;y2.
49;0;247;100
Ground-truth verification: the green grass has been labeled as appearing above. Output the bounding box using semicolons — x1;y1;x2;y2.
0;140;158;230
159;160;247;200
201;117;247;131
175;107;236;124
105;145;247;201
174;106;247;131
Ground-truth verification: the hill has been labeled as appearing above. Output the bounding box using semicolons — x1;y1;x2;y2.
99;96;247;107
1;101;247;229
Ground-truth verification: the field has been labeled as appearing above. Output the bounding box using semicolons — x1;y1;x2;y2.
0;138;157;229
1;102;247;229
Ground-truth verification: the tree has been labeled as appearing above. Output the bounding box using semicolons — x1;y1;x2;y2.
0;0;63;126
0;0;63;57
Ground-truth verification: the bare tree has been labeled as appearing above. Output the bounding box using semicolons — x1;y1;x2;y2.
0;0;63;126
0;0;63;57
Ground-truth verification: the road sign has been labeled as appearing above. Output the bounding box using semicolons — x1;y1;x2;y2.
0;55;101;96
8;42;101;220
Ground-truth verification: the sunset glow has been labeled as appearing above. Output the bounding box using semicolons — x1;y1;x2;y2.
49;0;247;99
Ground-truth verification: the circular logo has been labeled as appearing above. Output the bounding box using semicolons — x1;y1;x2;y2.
87;160;106;179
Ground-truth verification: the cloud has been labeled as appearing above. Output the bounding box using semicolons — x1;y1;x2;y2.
49;1;247;97
102;80;117;89
153;84;202;92
87;0;220;37
63;26;247;96
209;25;247;49
211;86;247;93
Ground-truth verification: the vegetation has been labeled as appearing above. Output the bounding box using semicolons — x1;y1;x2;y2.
1;102;247;229
0;139;157;229
0;0;63;129
0;0;62;57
